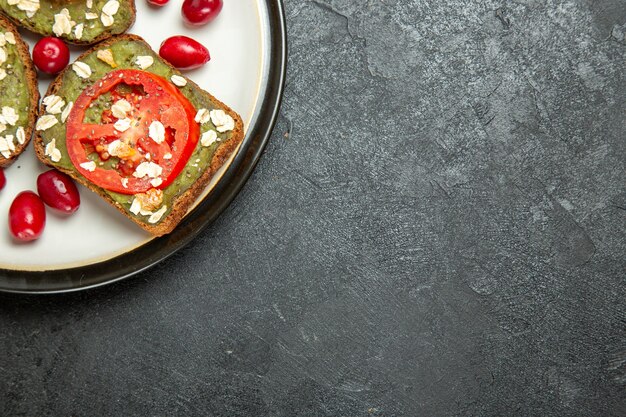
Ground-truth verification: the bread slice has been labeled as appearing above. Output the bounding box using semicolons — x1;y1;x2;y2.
0;14;39;167
33;34;244;236
0;0;136;45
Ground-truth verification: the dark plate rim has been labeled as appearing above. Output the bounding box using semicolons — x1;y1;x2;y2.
0;0;287;294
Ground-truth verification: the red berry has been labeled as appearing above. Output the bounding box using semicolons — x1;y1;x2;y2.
159;36;210;70
37;169;80;214
32;37;70;75
9;191;46;242
147;0;169;6
0;169;5;191
182;0;223;26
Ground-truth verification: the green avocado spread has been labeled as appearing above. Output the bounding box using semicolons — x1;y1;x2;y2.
0;0;133;43
37;39;238;226
0;23;32;161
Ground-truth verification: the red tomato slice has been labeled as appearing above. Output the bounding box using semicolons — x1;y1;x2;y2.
66;69;199;194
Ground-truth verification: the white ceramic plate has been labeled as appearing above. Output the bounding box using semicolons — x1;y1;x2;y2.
0;0;286;292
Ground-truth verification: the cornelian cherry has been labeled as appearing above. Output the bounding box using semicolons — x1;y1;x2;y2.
32;37;70;75
37;169;81;214
182;0;223;26
9;191;46;242
159;36;210;70
147;0;169;6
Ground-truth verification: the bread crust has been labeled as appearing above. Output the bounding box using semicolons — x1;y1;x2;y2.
0;14;40;168
33;34;245;236
0;0;136;45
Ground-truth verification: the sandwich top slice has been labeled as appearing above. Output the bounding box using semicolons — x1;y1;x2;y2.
34;34;244;236
0;14;39;167
0;0;135;45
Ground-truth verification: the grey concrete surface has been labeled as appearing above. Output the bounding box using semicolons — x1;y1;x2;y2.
1;0;625;415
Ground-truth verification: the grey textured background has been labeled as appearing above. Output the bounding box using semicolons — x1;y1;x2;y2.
1;0;625;415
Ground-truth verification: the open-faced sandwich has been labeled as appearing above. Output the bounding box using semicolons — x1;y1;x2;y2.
0;14;39;167
0;0;135;45
33;34;244;236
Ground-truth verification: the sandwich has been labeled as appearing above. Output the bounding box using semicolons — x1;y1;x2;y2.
33;34;244;236
0;0;135;45
0;14;39;167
